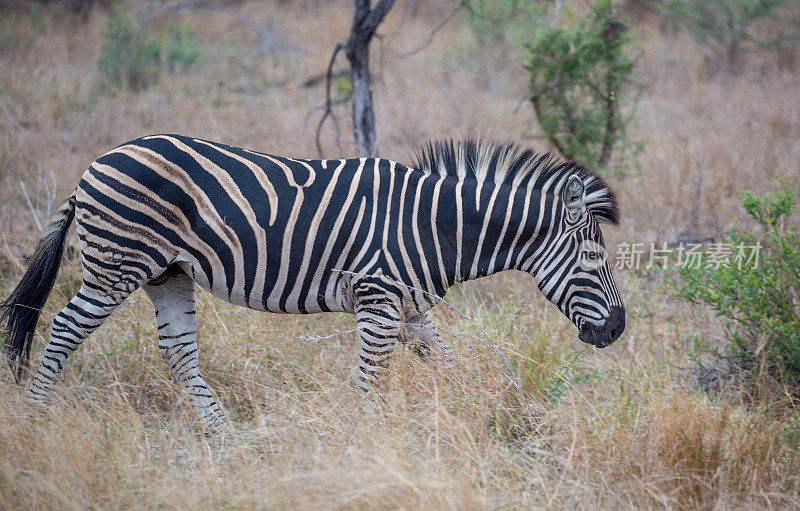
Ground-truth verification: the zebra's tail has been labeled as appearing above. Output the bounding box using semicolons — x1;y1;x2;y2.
1;190;77;382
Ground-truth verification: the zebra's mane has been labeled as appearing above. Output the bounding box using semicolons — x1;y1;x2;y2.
410;139;620;225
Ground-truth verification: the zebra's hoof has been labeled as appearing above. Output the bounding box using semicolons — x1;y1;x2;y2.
24;391;51;407
201;416;230;437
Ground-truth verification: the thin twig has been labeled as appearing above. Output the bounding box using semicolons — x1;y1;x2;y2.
19;181;42;232
297;328;358;342
397;2;465;57
314;43;348;158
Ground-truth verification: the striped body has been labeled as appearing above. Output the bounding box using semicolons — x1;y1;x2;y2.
2;135;625;428
80;134;565;315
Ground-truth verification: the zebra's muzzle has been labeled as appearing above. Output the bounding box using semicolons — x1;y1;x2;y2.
578;306;625;348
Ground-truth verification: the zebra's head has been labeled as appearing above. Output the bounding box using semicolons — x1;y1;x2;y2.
533;173;624;348
411;138;624;347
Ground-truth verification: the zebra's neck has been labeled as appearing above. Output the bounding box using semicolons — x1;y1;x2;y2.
434;176;558;288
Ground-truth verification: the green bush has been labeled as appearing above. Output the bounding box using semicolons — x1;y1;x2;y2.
165;22;201;73
661;0;798;72
523;0;641;171
98;5;201;92
674;182;800;398
98;4;161;91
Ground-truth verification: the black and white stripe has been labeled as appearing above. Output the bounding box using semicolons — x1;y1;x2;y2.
2;135;624;427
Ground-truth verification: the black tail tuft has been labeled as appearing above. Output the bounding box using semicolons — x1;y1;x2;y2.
1;191;76;382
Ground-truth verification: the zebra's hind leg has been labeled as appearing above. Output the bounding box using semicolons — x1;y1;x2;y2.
27;285;128;402
142;268;226;429
401;312;452;362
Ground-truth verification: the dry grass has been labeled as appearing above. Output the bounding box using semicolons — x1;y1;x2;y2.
1;1;799;509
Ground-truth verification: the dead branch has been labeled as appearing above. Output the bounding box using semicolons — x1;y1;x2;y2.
397;2;465;57
301;70;349;89
311;43;350;158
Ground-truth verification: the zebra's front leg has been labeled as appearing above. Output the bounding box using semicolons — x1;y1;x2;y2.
142;269;226;429
354;301;403;394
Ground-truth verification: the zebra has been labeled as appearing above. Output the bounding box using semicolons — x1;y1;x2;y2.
1;135;625;428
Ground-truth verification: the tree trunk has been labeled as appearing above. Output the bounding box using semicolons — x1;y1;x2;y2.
726;37;740;74
347;17;377;157
599;18;626;168
345;0;396;157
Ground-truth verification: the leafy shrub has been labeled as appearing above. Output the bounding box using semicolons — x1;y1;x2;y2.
661;0;798;72
98;4;201;92
98;4;161;91
674;182;800;398
165;22;201;73
523;0;641;171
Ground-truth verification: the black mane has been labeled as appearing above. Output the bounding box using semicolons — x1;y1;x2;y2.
410;139;620;225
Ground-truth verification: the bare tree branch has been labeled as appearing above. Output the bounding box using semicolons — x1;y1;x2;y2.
313;43;349;158
398;2;466;57
360;0;397;37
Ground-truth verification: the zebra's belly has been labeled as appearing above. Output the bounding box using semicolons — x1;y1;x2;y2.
179;261;353;315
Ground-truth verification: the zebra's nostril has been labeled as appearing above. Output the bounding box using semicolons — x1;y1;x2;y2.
608;306;626;340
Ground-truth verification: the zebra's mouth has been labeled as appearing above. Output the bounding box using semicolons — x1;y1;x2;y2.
578;306;625;348
578;324;613;348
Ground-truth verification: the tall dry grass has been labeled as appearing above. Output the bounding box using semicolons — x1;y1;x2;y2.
1;1;799;509
1;275;798;509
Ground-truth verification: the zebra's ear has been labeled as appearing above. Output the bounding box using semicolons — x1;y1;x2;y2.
563;174;585;220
